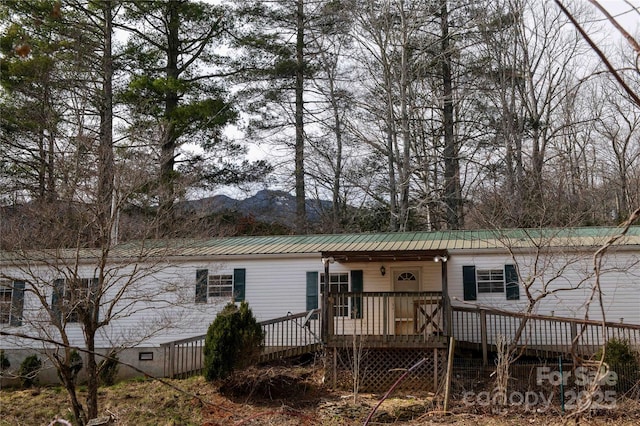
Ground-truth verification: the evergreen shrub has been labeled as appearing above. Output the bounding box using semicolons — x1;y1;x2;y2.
18;354;42;387
98;350;119;386
203;301;264;381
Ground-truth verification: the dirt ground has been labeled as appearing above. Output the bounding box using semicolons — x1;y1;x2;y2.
2;364;640;425
201;365;640;425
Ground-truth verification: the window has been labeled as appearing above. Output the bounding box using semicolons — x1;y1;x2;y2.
195;269;246;303
320;273;350;317
138;352;154;361
0;280;25;326
397;272;417;282
462;265;520;301
53;278;98;323
208;274;233;298
66;278;94;323
0;281;13;324
476;269;505;294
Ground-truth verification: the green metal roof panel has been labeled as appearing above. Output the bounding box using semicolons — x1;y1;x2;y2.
3;226;640;262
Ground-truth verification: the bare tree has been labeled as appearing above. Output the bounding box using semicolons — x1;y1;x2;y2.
0;208;219;425
553;0;640;417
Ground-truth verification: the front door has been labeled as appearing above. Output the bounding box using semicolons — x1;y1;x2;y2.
394;270;420;335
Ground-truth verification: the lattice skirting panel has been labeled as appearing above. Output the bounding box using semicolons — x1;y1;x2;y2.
327;347;448;393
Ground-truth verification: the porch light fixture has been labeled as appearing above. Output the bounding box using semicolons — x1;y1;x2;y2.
380;265;386;276
322;256;335;265
434;255;448;263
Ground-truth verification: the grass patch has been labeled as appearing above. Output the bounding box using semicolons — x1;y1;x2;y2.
0;376;212;426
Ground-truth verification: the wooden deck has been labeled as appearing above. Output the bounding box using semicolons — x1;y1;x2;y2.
161;293;640;379
327;334;448;349
326;291;445;348
451;305;640;364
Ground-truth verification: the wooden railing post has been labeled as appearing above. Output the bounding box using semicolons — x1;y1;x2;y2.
383;293;389;342
570;321;578;354
168;342;175;379
327;295;334;343
480;309;488;366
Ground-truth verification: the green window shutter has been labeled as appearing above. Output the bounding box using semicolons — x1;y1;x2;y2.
90;278;100;296
351;270;363;319
505;264;520;300
90;278;100;320
51;278;65;323
195;269;208;304
233;268;246;302
462;266;477;301
10;280;25;326
306;271;319;310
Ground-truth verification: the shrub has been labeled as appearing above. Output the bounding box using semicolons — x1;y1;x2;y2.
203;301;264;381
18;354;42;388
98;350;119;386
595;338;640;392
0;350;10;371
69;350;83;382
596;338;638;365
56;350;84;385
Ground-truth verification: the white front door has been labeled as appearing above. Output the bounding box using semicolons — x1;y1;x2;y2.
394;270;420;334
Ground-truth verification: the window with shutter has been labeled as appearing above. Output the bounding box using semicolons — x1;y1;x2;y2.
462;265;520;301
0;281;13;324
195;269;245;302
320;272;350;317
51;278;97;323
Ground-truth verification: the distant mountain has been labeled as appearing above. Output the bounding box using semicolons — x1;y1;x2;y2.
0;190;335;249
179;189;333;226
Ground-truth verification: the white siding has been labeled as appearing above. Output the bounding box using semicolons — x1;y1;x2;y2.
0;255;325;350
447;249;640;325
0;261;225;349
4;245;637;355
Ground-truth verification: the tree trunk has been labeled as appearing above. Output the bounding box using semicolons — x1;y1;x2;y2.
85;326;99;420
386;96;398;232
159;0;181;232
398;2;411;231
98;0;114;245
295;0;307;233
63;372;85;425
440;0;461;229
382;45;398;231
329;76;343;232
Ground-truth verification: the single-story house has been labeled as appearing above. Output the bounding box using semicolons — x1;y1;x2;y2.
1;226;640;386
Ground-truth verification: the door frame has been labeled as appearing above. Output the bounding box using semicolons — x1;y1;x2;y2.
391;268;422;334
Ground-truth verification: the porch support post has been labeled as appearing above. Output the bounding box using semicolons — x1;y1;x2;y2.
321;256;333;344
440;255;451;336
480;309;488;366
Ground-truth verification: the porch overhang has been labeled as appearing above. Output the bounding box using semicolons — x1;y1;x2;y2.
321;250;448;263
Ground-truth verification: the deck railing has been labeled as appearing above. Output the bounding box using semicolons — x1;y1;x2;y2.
162;334;206;379
161;308;322;378
327;291;445;347
260;309;322;361
451;305;640;363
161;295;640;378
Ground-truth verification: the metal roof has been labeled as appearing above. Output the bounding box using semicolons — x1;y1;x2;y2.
118;226;640;257
2;227;640;262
